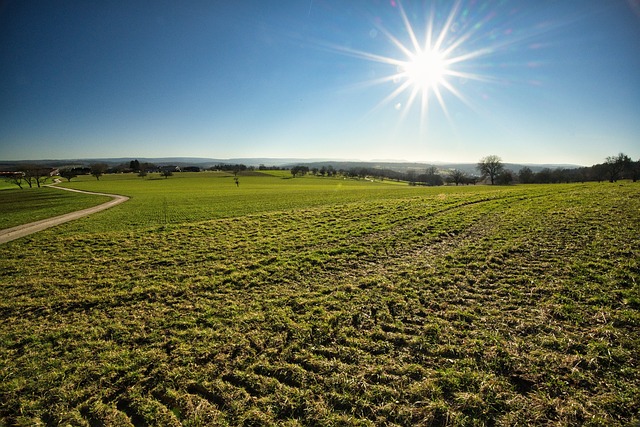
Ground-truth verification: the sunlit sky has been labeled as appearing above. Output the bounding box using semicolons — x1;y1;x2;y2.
1;0;639;165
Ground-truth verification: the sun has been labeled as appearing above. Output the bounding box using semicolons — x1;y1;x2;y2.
329;0;493;127
401;48;448;92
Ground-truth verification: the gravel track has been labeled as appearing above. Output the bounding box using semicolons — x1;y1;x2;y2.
0;185;129;244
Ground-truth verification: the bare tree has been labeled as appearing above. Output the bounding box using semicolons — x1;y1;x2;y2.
90;163;108;180
59;169;77;182
518;167;534;184
496;169;515;185
477;155;504;185
290;166;309;178
4;172;25;189
604;153;631;182
34;168;49;188
630;158;640;182
22;164;49;188
21;170;34;188
406;169;416;184
448;169;467;186
416;167;443;186
129;159;141;172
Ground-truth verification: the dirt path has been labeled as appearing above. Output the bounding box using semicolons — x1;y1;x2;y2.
0;185;129;244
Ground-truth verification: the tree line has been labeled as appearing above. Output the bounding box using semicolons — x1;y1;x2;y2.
488;153;639;185
3;153;638;189
289;152;639;186
471;153;639;185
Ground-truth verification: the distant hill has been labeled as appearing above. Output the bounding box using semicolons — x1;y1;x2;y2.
0;157;583;174
0;157;336;170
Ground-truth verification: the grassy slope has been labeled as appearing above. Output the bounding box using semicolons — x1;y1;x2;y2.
0;181;17;191
0;178;638;426
0;186;111;230
53;172;446;233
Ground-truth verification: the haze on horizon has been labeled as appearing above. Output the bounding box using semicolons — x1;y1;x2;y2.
1;1;639;166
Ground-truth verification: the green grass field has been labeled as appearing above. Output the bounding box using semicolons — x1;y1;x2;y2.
0;173;638;426
49;172;492;233
0;180;17;191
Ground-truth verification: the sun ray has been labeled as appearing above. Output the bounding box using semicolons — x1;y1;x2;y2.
433;0;461;52
368;79;415;117
419;85;430;131
433;85;451;123
327;44;402;67
323;0;555;130
439;78;480;116
372;23;414;60
406;86;422;115
423;3;435;54
397;0;421;54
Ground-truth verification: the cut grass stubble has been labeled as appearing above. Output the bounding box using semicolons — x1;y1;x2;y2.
0;175;638;426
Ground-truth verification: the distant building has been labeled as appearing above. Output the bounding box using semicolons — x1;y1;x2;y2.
0;171;24;178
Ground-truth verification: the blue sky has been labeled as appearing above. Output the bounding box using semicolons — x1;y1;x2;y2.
1;0;639;165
